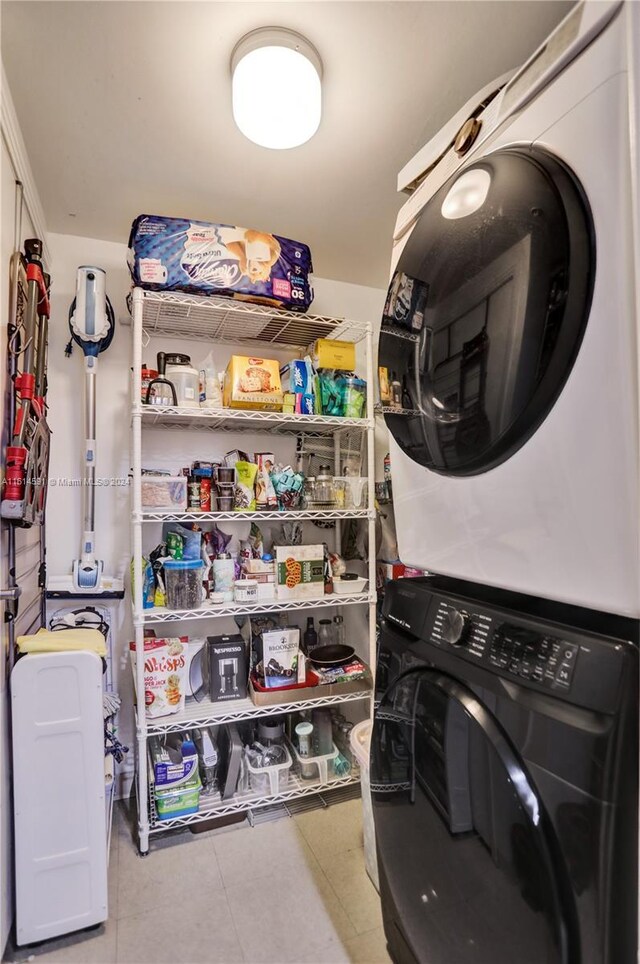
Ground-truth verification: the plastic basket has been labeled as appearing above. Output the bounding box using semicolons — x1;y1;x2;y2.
290;740;339;783
350;720;379;891
246;744;292;796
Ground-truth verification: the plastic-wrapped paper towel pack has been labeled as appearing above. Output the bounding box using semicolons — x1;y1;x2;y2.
128;215;314;312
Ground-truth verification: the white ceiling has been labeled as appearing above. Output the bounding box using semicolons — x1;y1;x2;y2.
2;0;572;287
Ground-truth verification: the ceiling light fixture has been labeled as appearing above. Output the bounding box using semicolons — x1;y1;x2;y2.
231;27;322;150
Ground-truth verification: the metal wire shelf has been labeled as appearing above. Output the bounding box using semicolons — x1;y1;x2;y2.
125;289;371;349
137;405;372;434
135;592;373;626
149;768;361;832
137;508;373;523
141;687;372;736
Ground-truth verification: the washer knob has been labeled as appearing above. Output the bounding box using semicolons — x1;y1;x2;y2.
442;609;470;646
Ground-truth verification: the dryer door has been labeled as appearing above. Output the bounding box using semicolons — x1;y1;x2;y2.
378;148;594;476
371;666;577;964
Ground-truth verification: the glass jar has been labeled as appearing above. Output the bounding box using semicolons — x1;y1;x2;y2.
318;619;333;648
315;465;335;505
333;615;346;648
302;476;316;509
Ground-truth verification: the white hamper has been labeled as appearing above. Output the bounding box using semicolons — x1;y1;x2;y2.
350;719;379;891
12;649;108;944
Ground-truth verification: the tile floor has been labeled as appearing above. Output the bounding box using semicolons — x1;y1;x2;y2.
4;799;391;964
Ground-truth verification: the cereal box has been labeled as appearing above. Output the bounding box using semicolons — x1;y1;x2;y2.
223;355;283;411
129;636;188;719
275;545;325;600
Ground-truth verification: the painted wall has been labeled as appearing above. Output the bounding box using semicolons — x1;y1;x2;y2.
45;231;386;795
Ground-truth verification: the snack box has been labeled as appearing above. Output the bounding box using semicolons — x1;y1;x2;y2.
128;215;314;312
310;338;356;372
223;355;283;411
275;545;325;600
260;628;300;689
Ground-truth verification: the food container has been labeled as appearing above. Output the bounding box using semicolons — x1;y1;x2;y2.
234;579;258;603
314;465;335;506
246;744;292;795
141;475;187;512
216;466;236;485
212;554;234;601
164;559;204;610
310;338;356;371
344;377;367;418
208;591;226;606
334;476;368;509
216;495;235;512
333;575;368;595
165;353;200;409
141;365;159;404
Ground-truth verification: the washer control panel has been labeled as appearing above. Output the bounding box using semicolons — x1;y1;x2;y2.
489;624;579;690
428;601;579;692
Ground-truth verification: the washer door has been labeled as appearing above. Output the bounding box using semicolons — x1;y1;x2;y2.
379;148;594;476
371;667;577;964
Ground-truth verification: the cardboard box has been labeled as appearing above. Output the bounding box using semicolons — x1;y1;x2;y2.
260;628;300;688
275;545;325;600
207;634;247;701
310;338;356;372
223;355;283;411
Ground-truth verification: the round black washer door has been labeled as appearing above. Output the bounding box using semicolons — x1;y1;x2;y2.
378;148;595;476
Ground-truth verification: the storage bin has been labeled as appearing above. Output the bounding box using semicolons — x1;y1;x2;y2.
164;559;204;610
141;475;187;512
334;477;368;509
350;720;379;891
246;744;292;796
289;740;339;783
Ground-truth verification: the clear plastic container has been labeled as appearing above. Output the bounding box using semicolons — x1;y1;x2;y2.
334;476;368;509
141;475;188;512
246;744;292;795
163;559;204;610
165;354;199;409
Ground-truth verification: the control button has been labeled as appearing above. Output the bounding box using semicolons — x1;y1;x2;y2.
532;666;544;682
508;660;521;675
556;663;572;685
442;609;470;646
562;647;576;661
497;655;509;669
538;638;552;656
519;662;532;679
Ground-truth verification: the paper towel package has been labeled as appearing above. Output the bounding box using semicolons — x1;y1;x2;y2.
128;215;314;311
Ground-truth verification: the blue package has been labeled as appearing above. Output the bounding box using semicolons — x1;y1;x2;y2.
128;215;314;312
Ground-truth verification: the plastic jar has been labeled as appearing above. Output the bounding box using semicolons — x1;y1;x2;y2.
318;619;333;647
234;579;258;603
344;377;367;418
295;721;313;758
212;554;234;602
165;353;200;409
163;559;204;610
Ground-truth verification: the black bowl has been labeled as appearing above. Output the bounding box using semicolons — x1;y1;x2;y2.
308;644;355;666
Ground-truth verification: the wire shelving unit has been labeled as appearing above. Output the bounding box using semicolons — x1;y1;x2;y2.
130;288;376;854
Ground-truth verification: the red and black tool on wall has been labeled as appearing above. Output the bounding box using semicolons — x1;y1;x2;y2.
2;238;51;527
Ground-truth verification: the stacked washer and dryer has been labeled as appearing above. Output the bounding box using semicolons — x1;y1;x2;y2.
372;3;640;963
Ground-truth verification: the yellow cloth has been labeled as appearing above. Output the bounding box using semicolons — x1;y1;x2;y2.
17;627;106;656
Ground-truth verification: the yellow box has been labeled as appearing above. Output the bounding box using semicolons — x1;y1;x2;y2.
310;338;356;372
223;355;283;411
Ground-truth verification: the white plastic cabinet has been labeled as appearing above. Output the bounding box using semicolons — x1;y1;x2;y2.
12;650;107;945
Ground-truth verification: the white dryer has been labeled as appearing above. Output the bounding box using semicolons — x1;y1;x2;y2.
379;1;640;617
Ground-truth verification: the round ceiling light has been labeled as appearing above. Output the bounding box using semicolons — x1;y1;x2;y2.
231;27;322;150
